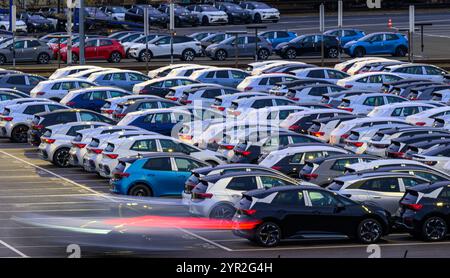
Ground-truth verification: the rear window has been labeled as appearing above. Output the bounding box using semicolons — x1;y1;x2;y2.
400;191;419;205
105;143;115;152
143;157;172;171
328;180;345;191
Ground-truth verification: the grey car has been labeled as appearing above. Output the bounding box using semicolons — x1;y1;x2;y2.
299;154;378;187
0;38;52;65
0;73;47;94
328;172;429;214
113;98;181;121
205;35;272;61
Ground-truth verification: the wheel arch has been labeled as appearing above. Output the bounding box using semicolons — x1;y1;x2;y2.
127;180;154;195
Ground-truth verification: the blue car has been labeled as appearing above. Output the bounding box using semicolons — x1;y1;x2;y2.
324;28;365;46
60;87;130;112
343;32;408;58
110;153;209;197
117;108;192;136
87;70;150;91
260;31;297;48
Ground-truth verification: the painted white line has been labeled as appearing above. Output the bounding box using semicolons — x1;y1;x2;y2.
0;151;113;201
0;193;99;198
178;228;233;252
0;201;112;206
0;240;29;258
0;209;110;213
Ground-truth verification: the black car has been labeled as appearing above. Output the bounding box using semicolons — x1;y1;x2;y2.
270;79;334;96
214;2;252;24
381;78;428;94
407;84;450;101
158;4;199;27
19;13;54;33
391;81;440;97
404;139;450;159
233;185;390;246
359;165;450;183
27;109;116;146
0;74;47;94
276;34;340;59
386;133;450;158
263;63;315;75
230;132;322;164
397;182;450;241
125;5;168;27
320;91;371;108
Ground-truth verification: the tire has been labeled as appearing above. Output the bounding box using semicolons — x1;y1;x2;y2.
129;183;152;197
181;49;195;61
72;53;79;63
394;46;407;57
138;50;152;62
257;48;270;60
422;216;447;241
209;204;236;219
255;222;281;247
0;26;5;30
202;16;209;26
37;53;50;64
353;47;365;58
52;147;70;168
284;48;297;59
327;47;339;58
0;54;6;65
254;13;262;23
10;125;28;143
108;51;122;63
215;49;227;61
356;218;383;244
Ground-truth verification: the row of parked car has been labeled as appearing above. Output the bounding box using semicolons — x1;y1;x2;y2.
1;59;450;247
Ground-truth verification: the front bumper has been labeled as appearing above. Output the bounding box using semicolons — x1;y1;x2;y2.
0;121;12;137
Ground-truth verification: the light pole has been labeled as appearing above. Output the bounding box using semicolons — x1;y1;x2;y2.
319;3;325;66
79;0;85;64
246;25;267;62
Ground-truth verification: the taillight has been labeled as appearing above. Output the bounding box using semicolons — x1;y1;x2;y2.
303;173;318;180
104;109;114;114
72;143;86;148
66;101;75;106
351;142;364;147
2;117;13;121
244;86;253;91
106;153;119;159
390;151;404;158
194;192;213;199
235;150;251;156
341;133;350;139
289;97;300;101
32;124;44;130
180;99;192;105
271;166;282;171
415;122;426;126
42;138;56;144
288;125;300;131
402;203;423;211
113;172;130;179
114;113;126;119
311;131;324;137
338;107;354;112
344;85;353;89
36;92;45;96
89;148;103;154
167;97;178;101
409;97;418;101
216;106;225;111
219;144;234;150
241;209;257;216
139;89;150;95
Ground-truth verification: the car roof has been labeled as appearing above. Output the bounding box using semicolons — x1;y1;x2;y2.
308;153;377;164
201;170;291;183
408;182;450;193
335;171;420;182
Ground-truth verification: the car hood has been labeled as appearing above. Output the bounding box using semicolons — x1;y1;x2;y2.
204;11;227;16
206;43;219;50
276;42;289;50
344;40;358;47
255;8;279;13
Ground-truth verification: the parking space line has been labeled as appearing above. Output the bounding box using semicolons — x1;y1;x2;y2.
0;240;29;258
0;208;110;213
178;228;233;252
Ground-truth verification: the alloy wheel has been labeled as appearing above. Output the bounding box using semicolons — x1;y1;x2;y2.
257;222;281;247
54;149;70;167
286;49;296;59
110;52;121;63
11;126;28;143
210;205;235;219
424;217;447;241
358;219;382;243
183;50;195;61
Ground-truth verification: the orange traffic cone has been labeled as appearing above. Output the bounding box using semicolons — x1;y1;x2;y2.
388;18;393;28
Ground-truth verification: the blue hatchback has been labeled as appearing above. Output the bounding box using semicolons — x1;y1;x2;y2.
260;31;297;48
343;32;408;57
110;153;209;197
324;28;365;46
60;87;130;112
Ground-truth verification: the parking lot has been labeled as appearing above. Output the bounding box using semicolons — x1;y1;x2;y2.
0;140;450;258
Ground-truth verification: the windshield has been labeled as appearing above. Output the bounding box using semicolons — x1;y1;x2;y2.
201;6;218;12
30;15;46;20
253;3;271;9
291;35;305;43
224;4;243;11
112;7;126;13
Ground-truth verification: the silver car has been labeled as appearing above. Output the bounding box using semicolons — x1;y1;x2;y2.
0;37;52;65
205;35;272;61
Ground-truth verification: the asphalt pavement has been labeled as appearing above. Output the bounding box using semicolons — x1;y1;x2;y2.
1;140;450;258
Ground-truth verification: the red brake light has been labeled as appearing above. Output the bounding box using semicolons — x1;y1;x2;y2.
216;106;225;111
289;97;300;101
351;142;364;147
415;122;426;126
72;143;86;148
42;138;56;144
341;133;350;139
339;107;354;112
32;124;44;130
220;144;234;150
195;192;213;199
106;153;119;159
139;89;150;95
244;86;253;91
303;173;318;180
114;113;126;119
344;85;353;88
2;116;13;121
113;172;130;179
390;151;405;158
104;109;114;114
66;101;75;106
180;99;192;105
89;148;103;154
288;125;300;131
167;97;178;101
235;150;251;156
311;131;324;137
271;166;282;171
402;203;423;211
241;209;257;216
36;92;45;96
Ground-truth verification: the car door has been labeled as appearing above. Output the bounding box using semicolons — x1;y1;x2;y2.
359;177;402;213
224;176;259;205
127;72;149;91
110;72;128;89
5;75;28;92
13;40;26;61
88;91;108;112
300;35;315;55
152;36;171;57
98;39;114;59
172;157;207;195
230;70;248;88
22;40;38;61
215;70;230;87
141;157;177;196
365;34;385;54
84;39;98;59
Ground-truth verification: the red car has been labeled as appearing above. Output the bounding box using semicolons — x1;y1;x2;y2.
60;38;125;63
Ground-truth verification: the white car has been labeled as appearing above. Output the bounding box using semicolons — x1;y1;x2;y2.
38;121;110;167
334;57;385;72
68;125;143;167
128;35;202;62
48;65;101;80
406;106;450;126
0;16;27;32
166;65;212;77
367;102;435;119
338;93;407;115
164;83;223;102
384;63;448;82
187;4;228;25
286;84;347;103
100;6;126;21
290;67;349;84
132;76;198;96
101;95;161;118
178;118;224;145
240;1;280;23
237;73;298;92
226;95;297;119
178;86;239;106
0;102;67;143
148;64;197;78
431;89;450;104
66;67;116;80
280;108;353;134
0;98;51;115
328;117;410;145
30;78;98;101
251;61;305;76
98;134;227;178
412;146;450;172
82;130;156;173
211;92;267;112
308;114;359;142
247;60;286;74
243;106;310;125
336;72;403;91
344;159;433;174
345;58;393;75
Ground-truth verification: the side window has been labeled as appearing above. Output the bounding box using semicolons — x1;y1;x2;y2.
143;157;172;171
385;34;399;41
438;188;450;200
226;176;258;191
138;101;158;110
386;96;405;104
391;107;403;117
402;106;419;116
231;70;247;79
47;104;65;112
130;140;158;152
202;89;222;99
159;139;181;152
205;71;215;78
51;83;61;90
149;113;171;124
363;96;384;106
174;158;204;172
331;158;359;171
308;87;328;96
216;70;229;79
275;98;294;106
109;91;127;98
425;66;444;75
368;75;383;83
359;178;400;192
29;76;44;86
79;112;100;122
307;190;338;207
99;39;113;46
128;72;148;81
23;105;46;115
272;191;305;206
61;82;76;90
112;72;127;81
307;70;325;79
252;99;273;108
260;176;295;188
66;125;89;136
7;76;26;85
91;91;108;100
402;178;423;188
